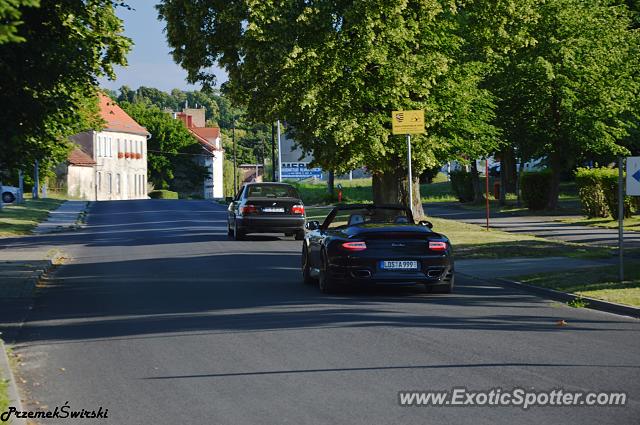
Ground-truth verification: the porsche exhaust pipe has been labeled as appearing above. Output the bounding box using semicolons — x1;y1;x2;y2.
351;269;372;279
427;269;443;278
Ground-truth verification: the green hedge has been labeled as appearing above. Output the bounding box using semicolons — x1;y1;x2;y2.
575;168;611;218
148;190;179;199
520;170;552;210
449;170;474;203
574;167;634;219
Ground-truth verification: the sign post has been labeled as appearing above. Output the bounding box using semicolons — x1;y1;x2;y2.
623;156;640;282
391;110;425;214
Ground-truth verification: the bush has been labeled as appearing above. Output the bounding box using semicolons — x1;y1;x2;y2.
148;190;179;199
520;170;552;210
449;170;474;203
575;167;634;219
575;167;611;218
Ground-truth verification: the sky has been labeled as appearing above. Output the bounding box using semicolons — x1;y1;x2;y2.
99;0;228;94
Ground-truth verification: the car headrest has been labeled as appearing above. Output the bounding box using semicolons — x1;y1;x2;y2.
348;214;365;226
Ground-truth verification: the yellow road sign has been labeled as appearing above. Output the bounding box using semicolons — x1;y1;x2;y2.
391;110;425;135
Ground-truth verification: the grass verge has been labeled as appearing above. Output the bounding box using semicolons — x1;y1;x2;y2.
0;198;65;237
293;173;458;205
514;263;640;307
557;216;640;232
0;378;7;417
305;206;611;260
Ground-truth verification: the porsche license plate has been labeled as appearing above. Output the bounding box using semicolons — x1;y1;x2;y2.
380;260;418;270
262;207;285;213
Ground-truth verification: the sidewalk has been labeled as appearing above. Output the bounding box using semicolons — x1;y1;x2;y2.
31;200;88;234
425;202;640;247
0;200;87;341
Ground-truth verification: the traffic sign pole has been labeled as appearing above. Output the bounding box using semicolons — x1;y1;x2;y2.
407;134;412;215
619;157;624;283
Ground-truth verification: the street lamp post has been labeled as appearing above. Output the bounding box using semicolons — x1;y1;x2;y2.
233;119;237;195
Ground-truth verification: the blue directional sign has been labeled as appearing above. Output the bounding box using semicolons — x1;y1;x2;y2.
626;157;640;196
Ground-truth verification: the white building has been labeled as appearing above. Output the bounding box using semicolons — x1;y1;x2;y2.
176;109;224;199
62;93;150;201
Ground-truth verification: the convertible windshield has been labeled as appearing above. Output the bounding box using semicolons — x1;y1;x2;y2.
246;184;299;198
326;207;412;229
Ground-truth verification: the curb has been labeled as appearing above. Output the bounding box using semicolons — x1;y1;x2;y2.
0;340;26;425
460;272;640;319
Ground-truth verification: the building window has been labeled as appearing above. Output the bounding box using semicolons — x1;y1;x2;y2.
116;174;121;194
107;173;112;195
97;172;102;191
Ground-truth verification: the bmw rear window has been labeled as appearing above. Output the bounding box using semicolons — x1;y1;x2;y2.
246;184;299;198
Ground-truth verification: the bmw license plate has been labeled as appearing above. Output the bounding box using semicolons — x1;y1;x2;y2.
380;260;418;270
262;207;285;213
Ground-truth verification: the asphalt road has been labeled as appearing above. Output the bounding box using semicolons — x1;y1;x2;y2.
7;200;640;424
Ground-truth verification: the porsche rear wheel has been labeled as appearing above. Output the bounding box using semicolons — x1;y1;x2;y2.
318;253;336;294
301;246;316;284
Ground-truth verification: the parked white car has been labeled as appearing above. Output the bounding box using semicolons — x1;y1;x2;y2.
1;185;19;203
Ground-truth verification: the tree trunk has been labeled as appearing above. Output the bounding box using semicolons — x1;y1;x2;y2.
546;150;562;210
470;161;485;204
499;160;507;206
372;171;425;219
502;147;517;193
327;170;335;198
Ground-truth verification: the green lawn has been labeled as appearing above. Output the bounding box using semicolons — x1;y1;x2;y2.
304;206;611;260
515;263;640;307
0;198;66;237
557;216;640;232
294;173;457;205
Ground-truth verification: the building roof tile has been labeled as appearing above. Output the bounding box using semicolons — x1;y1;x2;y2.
98;93;149;136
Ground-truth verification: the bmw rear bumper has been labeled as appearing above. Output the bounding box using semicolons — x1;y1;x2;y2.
236;216;305;234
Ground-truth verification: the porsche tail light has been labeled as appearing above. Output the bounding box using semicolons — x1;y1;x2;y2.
429;241;447;251
342;241;367;251
291;204;305;215
241;204;258;215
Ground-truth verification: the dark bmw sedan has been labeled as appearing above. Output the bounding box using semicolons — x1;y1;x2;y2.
227;183;306;240
301;204;454;293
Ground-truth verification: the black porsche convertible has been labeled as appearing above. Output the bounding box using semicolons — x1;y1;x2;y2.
301;204;454;293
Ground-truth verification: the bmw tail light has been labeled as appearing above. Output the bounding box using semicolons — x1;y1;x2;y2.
429;241;447;251
291;204;305;215
241;204;258;215
342;241;367;251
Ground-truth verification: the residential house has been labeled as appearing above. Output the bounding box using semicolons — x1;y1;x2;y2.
176;109;224;199
61;93;150;200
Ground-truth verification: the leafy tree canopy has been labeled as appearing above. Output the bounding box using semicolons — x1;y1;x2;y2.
0;0;131;174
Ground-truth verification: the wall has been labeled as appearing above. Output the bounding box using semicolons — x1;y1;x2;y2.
67;165;96;200
93;130;148;200
212;148;224;198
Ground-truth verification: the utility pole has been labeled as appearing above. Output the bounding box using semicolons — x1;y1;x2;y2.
407;134;412;213
233;119;237;195
271;123;276;182
277;120;282;182
33;159;40;200
18;170;24;204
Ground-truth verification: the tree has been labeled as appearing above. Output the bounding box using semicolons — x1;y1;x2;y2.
487;0;640;209
0;0;131;174
159;0;509;216
120;102;209;193
0;0;38;44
